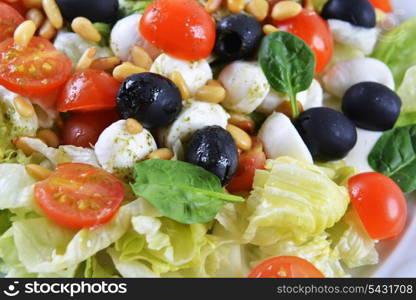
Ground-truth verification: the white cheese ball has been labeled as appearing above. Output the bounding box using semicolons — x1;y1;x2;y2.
95;120;157;173
258;112;313;163
159;100;229;149
110;14;161;61
323;57;395;98
150;54;212;96
218;61;270;114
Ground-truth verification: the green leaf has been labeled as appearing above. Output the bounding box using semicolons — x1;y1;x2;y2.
93;23;111;47
131;159;244;224
368;124;416;193
258;31;315;118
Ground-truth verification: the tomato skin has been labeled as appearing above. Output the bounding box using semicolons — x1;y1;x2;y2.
58;70;120;112
0;37;72;97
348;172;407;240
0;2;24;43
227;139;266;193
272;9;333;73
249;256;324;278
140;0;216;61
369;0;392;13
62;110;119;148
34;163;125;229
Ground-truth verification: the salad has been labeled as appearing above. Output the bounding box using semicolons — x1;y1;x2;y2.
0;0;413;278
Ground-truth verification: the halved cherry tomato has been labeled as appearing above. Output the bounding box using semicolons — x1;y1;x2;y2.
227;138;266;194
34;163;125;229
369;0;393;13
140;0;216;61
0;0;27;15
62;110;120;148
0;37;72;97
272;9;333;73
57;69;120;112
0;2;24;43
249;256;324;278
348;172;407;240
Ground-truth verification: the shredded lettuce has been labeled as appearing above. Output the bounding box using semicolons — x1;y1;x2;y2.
118;0;152;17
93;23;112;47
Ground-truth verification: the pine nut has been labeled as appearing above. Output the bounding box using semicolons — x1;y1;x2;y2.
271;1;302;21
37;129;59;148
131;46;153;70
148;148;173;160
263;24;279;35
26;8;45;29
226;124;252;151
206;79;223;88
246;0;269;22
125;118;143;135
25;164;52;181
76;47;97;71
42;0;63;29
22;0;42;8
205;0;223;13
229;113;255;133
13;20;36;48
169;72;190;100
14;96;35;118
91;56;121;70
276;100;303;119
227;0;245;14
195;85;226;104
303;0;314;10
13;137;37;156
112;62;146;82
38;20;56;40
71;17;101;43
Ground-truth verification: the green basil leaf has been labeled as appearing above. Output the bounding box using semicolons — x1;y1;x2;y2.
258;31;315;118
368;124;416;193
131;159;244;224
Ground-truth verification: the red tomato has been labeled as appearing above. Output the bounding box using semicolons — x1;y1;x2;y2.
57;70;120;112
348;172;407;240
0;2;24;43
249;256;324;278
62;110;120;148
369;0;393;13
140;0;216;61
34;163;125;229
227;139;266;193
0;37;72;97
272;9;333;73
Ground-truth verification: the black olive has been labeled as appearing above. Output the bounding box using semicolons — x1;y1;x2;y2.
214;14;263;61
295;107;357;161
186;126;239;185
321;0;376;28
116;72;182;129
342;82;401;131
56;0;119;23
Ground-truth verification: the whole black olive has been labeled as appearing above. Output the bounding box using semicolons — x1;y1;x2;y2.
214;14;263;61
321;0;376;28
295;107;357;161
116;72;182;128
342;82;401;131
186;126;239;185
56;0;119;23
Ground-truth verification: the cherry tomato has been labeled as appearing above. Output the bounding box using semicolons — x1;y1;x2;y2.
62;110;120;148
0;2;24;43
0;37;72;97
227;139;266;193
34;163;125;229
57;69;120;112
272;9;333;73
249;256;324;278
140;0;215;61
348;172;407;240
369;0;393;13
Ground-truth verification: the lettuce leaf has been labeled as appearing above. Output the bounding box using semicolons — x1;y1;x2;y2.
327;208;378;268
395;65;416;127
372;17;416;87
118;0;152;17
